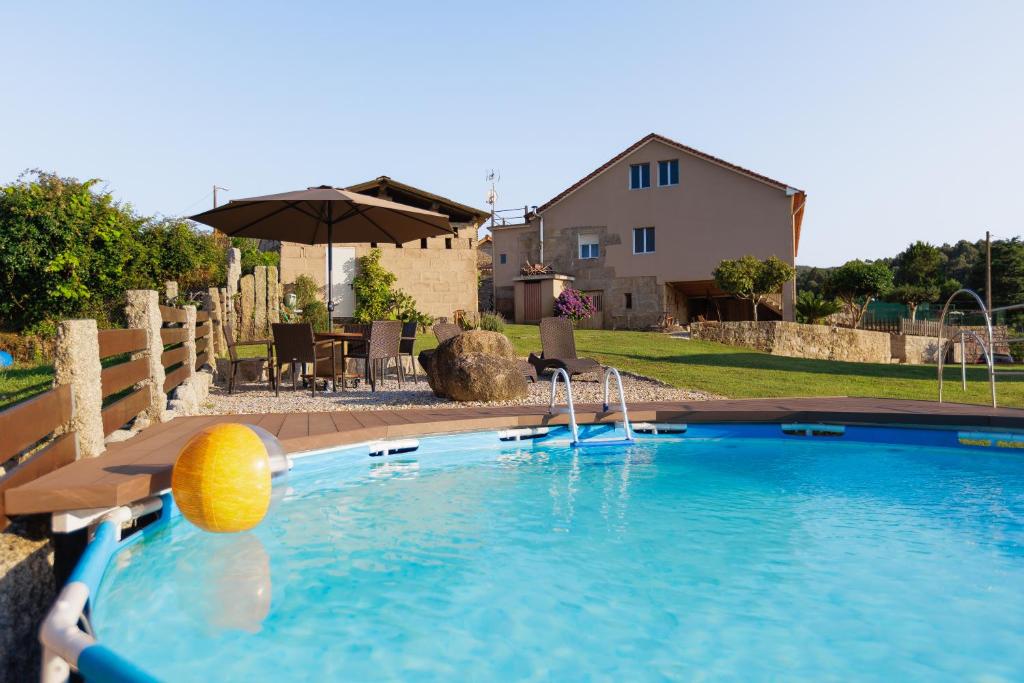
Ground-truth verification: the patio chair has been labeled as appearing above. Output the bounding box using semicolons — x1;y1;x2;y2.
344;320;403;391
271;323;339;396
433;322;462;344
399;320;419;384
223;318;275;394
529;317;603;378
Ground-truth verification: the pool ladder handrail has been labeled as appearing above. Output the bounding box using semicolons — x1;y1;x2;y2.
548;368;579;444
549;367;634;447
937;288;997;408
601;367;634;441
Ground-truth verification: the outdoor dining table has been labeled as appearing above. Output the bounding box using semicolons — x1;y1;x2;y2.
314;330;366;386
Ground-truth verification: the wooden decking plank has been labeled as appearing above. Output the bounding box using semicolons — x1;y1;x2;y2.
277;413;310;440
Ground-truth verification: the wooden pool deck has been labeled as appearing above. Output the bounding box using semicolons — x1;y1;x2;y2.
7;397;1024;518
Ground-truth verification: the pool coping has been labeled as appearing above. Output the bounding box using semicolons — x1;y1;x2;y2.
8;397;1024;517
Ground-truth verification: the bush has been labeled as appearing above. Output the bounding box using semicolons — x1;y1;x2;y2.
352;249;396;322
554;288;596;324
293;274;320;308
231;237;279;275
0;170;226;332
795;291;843;325
301;300;329;332
478;311;506;332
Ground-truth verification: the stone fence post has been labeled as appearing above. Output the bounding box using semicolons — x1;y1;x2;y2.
125;290;166;422
53;320;105;459
184;305;198;381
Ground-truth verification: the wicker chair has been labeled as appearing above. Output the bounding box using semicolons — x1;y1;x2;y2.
271;323;339;396
345;320;403;391
529;317;602;378
223;318;275;394
399;320;419;384
433;322;462;344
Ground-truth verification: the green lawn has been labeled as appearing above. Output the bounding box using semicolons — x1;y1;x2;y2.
421;324;1024;408
5;324;1021;410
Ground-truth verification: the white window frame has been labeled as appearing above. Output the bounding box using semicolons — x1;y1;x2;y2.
633;226;655;254
578;234;600;260
629;163;651;190
658;159;679;187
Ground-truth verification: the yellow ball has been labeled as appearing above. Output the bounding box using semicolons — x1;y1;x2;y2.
172;423;272;533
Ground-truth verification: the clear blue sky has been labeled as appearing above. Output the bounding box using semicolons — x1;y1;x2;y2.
1;1;1021;266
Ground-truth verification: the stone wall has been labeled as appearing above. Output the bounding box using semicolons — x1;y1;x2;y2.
278;231;478;322
691;321;894;364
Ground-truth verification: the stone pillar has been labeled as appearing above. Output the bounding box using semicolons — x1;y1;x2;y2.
53;320;105;459
164;280;179;305
125;290;166;421
184;305;198;379
268;265;280;325
205;286;226;354
226;246;241;325
239;274;256;341
254;265;268;338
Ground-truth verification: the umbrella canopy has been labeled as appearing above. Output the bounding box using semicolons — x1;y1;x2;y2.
189;185;453;245
190;185;454;314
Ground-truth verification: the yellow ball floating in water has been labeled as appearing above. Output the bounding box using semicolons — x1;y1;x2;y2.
172;423;276;533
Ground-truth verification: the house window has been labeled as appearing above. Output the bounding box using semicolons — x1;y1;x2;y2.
633;227;655;254
370;242;378;248
658;159;679;186
420;238;428;249
499;253;507;264
578;234;600;260
629;163;650;190
625;293;633;309
445;238;452;249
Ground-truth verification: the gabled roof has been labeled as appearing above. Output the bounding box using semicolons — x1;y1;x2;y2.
536;133;802;214
345;176;488;223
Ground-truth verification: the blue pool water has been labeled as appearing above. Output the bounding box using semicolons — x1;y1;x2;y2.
92;426;1024;681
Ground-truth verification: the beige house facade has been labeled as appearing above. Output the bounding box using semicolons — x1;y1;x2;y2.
491;133;807;328
276;176;487;322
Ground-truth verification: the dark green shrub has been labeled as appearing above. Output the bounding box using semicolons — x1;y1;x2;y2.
301;300;329;332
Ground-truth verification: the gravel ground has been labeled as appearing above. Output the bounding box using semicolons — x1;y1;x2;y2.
198;370;718;415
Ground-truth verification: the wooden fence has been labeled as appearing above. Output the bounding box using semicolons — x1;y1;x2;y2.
0;295;215;529
0;386;77;529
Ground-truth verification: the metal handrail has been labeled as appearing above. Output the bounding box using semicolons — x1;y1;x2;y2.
601;367;634;442
937;288;996;408
548;368;579;445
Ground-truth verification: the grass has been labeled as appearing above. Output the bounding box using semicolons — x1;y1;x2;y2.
419;324;1024;408
6;324;1021;410
0;362;55;410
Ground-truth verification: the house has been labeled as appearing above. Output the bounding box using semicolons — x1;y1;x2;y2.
275;176;489;322
490;133;807;328
477;235;493;311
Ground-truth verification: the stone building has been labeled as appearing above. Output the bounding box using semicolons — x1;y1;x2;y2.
477;235;493;312
275;177;488;322
491;133;807;328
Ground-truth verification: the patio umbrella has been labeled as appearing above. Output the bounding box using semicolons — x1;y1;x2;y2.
190;185;453;313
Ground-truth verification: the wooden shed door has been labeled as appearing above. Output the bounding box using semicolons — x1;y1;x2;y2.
524;282;542;322
577;290;604;329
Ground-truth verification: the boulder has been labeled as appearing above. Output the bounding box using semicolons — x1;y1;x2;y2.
426;330;527;402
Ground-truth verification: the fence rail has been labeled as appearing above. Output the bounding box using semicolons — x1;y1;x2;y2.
0;384;77;529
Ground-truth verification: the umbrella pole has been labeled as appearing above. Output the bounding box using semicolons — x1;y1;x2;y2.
327;206;334;327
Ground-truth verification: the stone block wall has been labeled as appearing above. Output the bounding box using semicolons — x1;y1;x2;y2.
691;321;894;364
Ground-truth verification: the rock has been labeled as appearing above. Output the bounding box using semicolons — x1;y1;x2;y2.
0;525;53;682
426;330;527;402
105;429;136;444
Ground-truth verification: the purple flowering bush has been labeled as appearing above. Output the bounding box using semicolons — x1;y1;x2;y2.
554;288;596;324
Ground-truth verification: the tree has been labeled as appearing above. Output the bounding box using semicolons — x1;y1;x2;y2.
795;291;843;324
968;237;1024;309
713;255;795;322
886;283;939;321
352;249;397;322
825;259;893;328
893;241;944;287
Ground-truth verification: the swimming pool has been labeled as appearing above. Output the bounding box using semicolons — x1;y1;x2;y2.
77;423;1024;681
